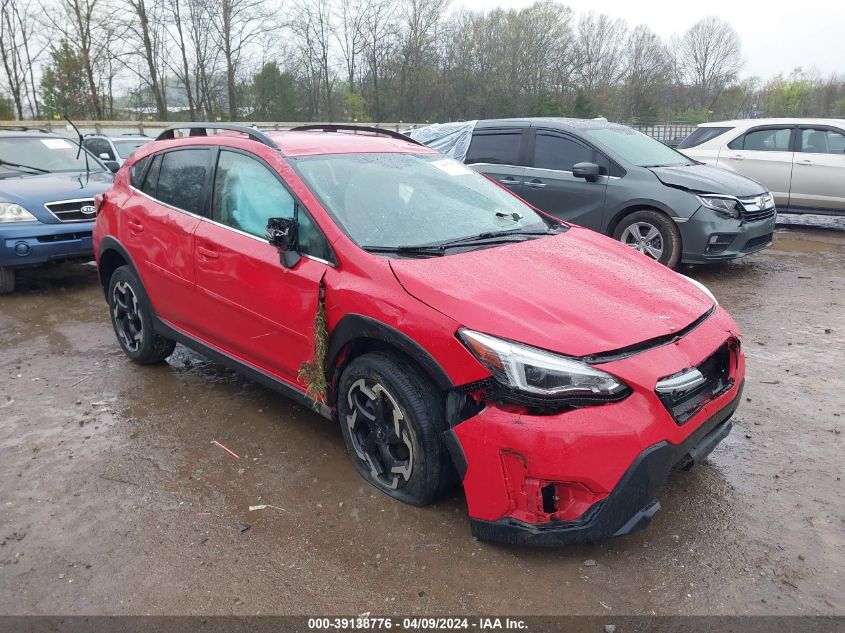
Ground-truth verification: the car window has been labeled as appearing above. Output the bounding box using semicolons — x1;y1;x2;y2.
113;138;151;159
294;153;550;249
130;155;151;189
0;136;103;175
728;128;792;152
533;132;593;171
465;131;522;165
677;127;733;149
156;149;211;215
141;154;161;196
799;128;845;154
87;138;115;160
582;126;690;167
212;150;331;261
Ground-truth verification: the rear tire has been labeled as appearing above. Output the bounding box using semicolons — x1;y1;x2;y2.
337;352;455;506
0;267;14;295
107;265;175;364
613;210;682;268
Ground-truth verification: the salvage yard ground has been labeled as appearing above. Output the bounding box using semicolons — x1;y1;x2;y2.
0;222;843;615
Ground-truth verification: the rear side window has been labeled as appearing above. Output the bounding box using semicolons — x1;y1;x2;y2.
728;128;792;152
799;128;845;154
677;127;733;149
465;131;522;165
156;149;211;215
130;155;150;188
532;132;593;171
141;154;161;197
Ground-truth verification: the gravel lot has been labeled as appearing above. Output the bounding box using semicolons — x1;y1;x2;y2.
0;222;843;616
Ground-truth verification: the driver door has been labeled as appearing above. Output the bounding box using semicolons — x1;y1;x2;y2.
192;148;330;385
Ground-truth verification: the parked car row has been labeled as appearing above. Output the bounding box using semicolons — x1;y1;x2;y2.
2;117;831;545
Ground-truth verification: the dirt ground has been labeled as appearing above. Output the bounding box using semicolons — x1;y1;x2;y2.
0;221;842;617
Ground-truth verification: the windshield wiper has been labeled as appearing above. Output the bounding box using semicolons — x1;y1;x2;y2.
362;244;446;257
433;227;558;248
0;159;49;174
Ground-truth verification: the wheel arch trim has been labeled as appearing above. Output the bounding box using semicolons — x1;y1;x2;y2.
326;314;455;397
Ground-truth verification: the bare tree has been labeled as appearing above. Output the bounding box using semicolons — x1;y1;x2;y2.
572;11;627;93
624;24;670;119
167;0;196;119
120;0;169;119
210;0;275;120
674;15;743;109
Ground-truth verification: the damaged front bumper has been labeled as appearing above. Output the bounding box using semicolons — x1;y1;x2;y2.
449;307;745;546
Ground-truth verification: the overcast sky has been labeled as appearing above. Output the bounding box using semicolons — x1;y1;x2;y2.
455;0;845;79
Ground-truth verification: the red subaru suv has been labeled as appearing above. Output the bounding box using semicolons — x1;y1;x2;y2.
94;123;745;545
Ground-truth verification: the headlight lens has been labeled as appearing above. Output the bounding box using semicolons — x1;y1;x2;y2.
459;329;628;399
0;202;37;223
683;275;718;306
697;195;740;219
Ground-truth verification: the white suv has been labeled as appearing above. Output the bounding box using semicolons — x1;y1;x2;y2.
678;118;845;217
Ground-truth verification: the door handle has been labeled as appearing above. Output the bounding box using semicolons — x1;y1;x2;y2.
525;179;547;189
797;159;814;166
499;178;521;186
197;246;219;260
127;219;144;233
729;155;744;161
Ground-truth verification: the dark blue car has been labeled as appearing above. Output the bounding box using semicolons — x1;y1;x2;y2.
0;128;113;293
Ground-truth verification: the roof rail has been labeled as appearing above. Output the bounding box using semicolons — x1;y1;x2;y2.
0;125;51;133
291;124;425;147
155;123;280;150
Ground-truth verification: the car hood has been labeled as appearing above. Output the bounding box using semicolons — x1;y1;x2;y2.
0;171;113;221
390;228;715;357
650;163;765;197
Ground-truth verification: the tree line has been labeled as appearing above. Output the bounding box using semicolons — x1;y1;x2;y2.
1;0;844;124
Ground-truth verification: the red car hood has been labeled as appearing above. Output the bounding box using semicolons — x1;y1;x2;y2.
389;227;714;357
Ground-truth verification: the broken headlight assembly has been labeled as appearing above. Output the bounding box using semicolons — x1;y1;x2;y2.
0;203;37;223
459;329;630;407
696;195;740;219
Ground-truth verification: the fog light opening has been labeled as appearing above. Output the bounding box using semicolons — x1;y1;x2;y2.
541;483;558;514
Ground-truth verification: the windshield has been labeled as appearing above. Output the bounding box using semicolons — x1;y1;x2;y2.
583;126;691;167
113;138;151;159
0;137;103;174
293;153;550;249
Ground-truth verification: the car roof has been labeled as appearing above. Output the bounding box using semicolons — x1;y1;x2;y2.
699;118;845;128
264;130;437;157
474;117;626;132
87;134;151;140
0;130;60;139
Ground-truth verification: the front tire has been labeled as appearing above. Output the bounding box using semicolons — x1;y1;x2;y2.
107;265;175;364
0;267;15;295
337;352;454;506
613;210;682;268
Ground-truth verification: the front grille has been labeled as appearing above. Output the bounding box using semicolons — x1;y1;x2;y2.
738;195;777;222
656;342;734;425
45;199;97;222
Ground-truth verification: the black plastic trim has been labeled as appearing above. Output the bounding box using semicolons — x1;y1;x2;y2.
291;124;426;147
326;314;455;392
152;316;331;420
470;380;743;546
442;429;468;481
156;123;281;151
97;236;142;299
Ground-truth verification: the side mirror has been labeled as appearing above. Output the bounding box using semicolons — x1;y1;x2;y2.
265;217;301;268
572;162;601;183
104;160;120;173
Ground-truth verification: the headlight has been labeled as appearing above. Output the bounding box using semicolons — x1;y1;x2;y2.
0;202;37;223
683;275;718;306
697;195;740;219
459;329;628;400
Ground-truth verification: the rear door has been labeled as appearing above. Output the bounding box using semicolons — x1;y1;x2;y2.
520;128;607;230
125;148;211;329
192;148;330;385
789;126;845;215
718;125;795;208
465;128;526;197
